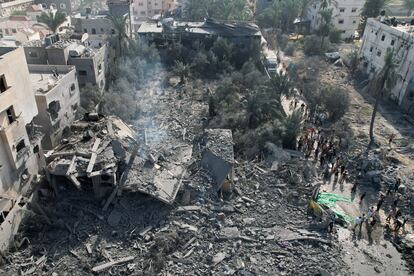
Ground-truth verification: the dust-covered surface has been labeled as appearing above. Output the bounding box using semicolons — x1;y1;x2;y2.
1;51;413;276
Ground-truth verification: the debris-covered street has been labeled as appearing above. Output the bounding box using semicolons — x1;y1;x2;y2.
1;53;413;275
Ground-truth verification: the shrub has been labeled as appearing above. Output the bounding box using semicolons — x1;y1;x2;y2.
329;28;342;43
303;35;323;56
284;42;296;56
320;85;350;121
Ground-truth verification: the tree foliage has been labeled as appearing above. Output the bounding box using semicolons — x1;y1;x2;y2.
257;0;300;33
108;14;129;57
184;0;252;21
35;11;67;33
403;0;414;16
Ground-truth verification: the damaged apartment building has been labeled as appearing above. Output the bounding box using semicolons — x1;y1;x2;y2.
20;33;108;89
360;18;414;116
138;18;262;57
0;46;80;253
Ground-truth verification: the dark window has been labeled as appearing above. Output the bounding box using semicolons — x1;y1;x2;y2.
111;29;115;34
78;70;87;76
16;139;25;153
11;29;17;33
83;28;87;33
339;8;345;12
28;51;38;58
381;35;385;41
100;28;104;32
338;19;344;24
33;145;39;154
377;50;382;57
351;8;357;12
391;40;395;46
70;83;76;91
5;29;9;35
370;46;373;52
6;106;16;124
91;28;96;34
0;74;8;93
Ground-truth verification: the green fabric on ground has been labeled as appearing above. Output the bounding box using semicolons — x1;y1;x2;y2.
316;192;353;222
316;192;352;208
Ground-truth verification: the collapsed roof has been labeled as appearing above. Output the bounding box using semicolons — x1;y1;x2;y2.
46;114;191;204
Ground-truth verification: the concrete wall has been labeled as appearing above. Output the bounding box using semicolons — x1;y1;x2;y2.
360;18;414;109
0;47;40;193
68;44;107;89
0;0;33;17
71;16;115;36
46;46;70;65
23;46;48;64
307;0;363;38
34;0;81;15
201;150;232;192
29;64;80;149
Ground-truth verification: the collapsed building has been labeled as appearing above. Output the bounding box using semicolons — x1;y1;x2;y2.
45;114;194;205
138;18;262;51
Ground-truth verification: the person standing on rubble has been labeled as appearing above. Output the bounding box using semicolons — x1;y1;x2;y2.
359;192;366;204
392;194;401;209
376;194;385;211
393;177;401;193
353;216;362;232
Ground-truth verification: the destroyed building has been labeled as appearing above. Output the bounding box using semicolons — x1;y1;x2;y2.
360;18;414;116
18;34;108;89
0;47;44;253
46;114;192;205
201;129;234;193
138;18;262;51
29;64;80;150
34;0;81;15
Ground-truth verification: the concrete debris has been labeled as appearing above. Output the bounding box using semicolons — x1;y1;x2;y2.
201;129;234;192
91;256;135;272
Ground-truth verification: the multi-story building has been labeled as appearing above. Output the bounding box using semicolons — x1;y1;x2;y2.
306;0;364;39
360;18;414;116
21;34;108;89
71;12;130;47
28;64;80;149
130;0;176;31
107;0;129;16
34;0;81;15
0;47;43;194
0;0;33;17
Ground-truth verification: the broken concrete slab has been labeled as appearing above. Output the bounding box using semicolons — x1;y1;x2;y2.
201;129;234;192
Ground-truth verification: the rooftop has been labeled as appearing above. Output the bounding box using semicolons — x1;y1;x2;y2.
372;17;414;35
28;64;75;94
138;19;261;37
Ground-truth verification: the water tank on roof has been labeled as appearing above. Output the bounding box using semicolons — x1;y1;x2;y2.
69;45;86;57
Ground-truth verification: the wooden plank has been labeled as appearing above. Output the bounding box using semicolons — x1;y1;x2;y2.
96;139;112;155
66;155;77;176
86;138;101;174
67;175;82;190
102;186;119;211
91;256;134;272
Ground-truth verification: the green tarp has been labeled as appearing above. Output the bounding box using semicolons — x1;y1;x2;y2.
316;192;353;223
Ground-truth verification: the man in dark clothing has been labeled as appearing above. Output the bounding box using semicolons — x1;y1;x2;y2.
376;194;385;211
392;195;400;209
394;178;401;193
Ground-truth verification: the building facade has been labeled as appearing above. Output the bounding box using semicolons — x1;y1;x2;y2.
130;0;176;31
0;47;42;193
0;0;33;17
29;64;80;149
34;0;81;15
360;18;414;116
306;0;364;39
22;35;108;89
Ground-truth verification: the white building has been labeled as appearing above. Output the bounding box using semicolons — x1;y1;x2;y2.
360;18;414;116
306;0;364;39
130;0;176;31
0;0;33;17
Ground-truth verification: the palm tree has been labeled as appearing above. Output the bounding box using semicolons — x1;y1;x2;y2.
269;71;294;100
173;60;191;84
34;11;67;34
108;14;129;57
282;110;303;149
403;0;414;16
368;48;398;146
319;8;333;49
